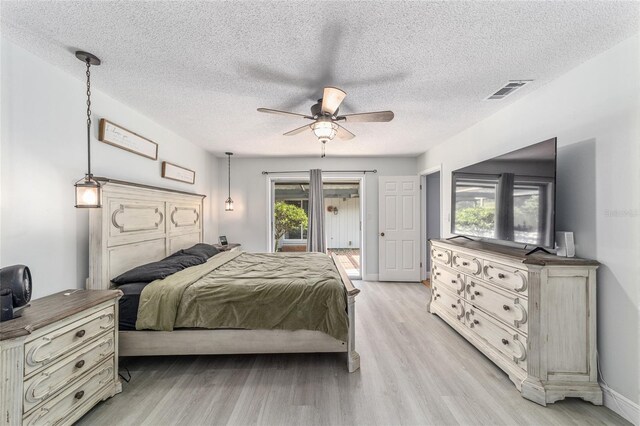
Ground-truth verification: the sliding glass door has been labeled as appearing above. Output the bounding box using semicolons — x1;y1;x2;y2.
270;178;363;279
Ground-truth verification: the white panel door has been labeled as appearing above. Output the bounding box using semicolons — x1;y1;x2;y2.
379;176;420;282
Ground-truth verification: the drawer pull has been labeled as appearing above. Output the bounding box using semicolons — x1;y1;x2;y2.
474;291;480;296
437;254;442;257
514;302;528;327
74;390;85;400
451;304;456;309
75;329;86;338
30;408;50;424
75;360;86;369
473;319;479;325
451;279;457;284
501;338;509;345
462;261;469;266
503;305;510;311
498;273;506;279
435;272;441;276
514;340;527;362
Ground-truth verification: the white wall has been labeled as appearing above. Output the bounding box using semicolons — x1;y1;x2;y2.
0;38;216;298
417;34;640;408
216;156;417;279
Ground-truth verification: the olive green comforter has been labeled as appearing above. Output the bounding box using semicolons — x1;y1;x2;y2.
135;251;349;341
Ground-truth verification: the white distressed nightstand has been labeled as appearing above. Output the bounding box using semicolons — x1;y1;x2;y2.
0;289;122;425
213;243;242;253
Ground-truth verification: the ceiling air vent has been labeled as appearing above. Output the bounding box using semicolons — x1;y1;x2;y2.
486;80;533;100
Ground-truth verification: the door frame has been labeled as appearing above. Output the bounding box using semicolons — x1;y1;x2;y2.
266;173;366;280
419;165;443;281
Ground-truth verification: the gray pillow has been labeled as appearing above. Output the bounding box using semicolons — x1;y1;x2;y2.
111;253;205;285
181;243;219;260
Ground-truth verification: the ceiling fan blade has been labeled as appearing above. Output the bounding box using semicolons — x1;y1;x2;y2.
336;124;355;140
257;108;313;119
321;87;347;115
283;124;311;136
338;111;395;122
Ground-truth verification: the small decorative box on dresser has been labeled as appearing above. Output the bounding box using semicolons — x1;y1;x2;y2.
428;239;602;406
0;290;122;425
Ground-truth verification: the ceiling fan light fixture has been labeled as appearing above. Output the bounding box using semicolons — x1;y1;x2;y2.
257;86;394;157
312;120;337;143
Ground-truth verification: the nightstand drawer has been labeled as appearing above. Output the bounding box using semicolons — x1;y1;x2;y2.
23;358;115;426
23;332;115;413
24;306;115;376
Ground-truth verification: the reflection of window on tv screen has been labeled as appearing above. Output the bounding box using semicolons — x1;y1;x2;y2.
453;178;497;239
513;185;541;244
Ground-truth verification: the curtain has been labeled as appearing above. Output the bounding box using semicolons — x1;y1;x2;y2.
537;183;551;247
306;169;326;252
495;173;515;241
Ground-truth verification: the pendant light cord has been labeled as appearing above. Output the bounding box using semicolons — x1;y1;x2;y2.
85;59;92;177
228;154;231;199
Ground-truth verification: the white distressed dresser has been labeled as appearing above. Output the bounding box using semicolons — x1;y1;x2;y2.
427;238;602;406
0;290;122;425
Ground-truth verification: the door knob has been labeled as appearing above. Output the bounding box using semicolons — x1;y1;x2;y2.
380;232;385;237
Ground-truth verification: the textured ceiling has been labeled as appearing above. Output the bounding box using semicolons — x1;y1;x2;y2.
2;1;638;157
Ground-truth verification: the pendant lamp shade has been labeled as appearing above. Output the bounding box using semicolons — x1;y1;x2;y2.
75;175;101;208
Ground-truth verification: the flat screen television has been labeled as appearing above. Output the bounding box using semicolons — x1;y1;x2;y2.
451;138;557;249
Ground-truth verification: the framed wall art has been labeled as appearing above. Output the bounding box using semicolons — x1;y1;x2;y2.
98;119;158;160
161;161;196;184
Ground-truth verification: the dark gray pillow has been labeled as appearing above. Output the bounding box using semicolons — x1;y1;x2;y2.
181;243;219;260
111;254;205;285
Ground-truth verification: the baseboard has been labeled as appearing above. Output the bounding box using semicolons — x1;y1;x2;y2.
363;274;379;281
601;383;640;425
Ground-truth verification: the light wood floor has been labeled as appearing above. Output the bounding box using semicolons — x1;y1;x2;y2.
79;281;628;426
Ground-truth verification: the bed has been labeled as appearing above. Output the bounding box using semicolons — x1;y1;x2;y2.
87;178;360;372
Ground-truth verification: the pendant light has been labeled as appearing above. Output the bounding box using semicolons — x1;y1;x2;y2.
74;51;102;208
225;152;234;211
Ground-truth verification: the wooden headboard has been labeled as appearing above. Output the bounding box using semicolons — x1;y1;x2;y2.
87;178;206;290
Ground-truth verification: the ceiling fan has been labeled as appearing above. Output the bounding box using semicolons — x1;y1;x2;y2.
258;87;394;157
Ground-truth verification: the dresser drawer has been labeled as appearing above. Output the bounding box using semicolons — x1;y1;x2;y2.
465;307;527;370
482;260;528;295
452;251;482;276
432;286;465;323
432;263;465;296
23;358;114;426
430;245;452;265
466;278;528;334
23;332;115;413
24;306;115;376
